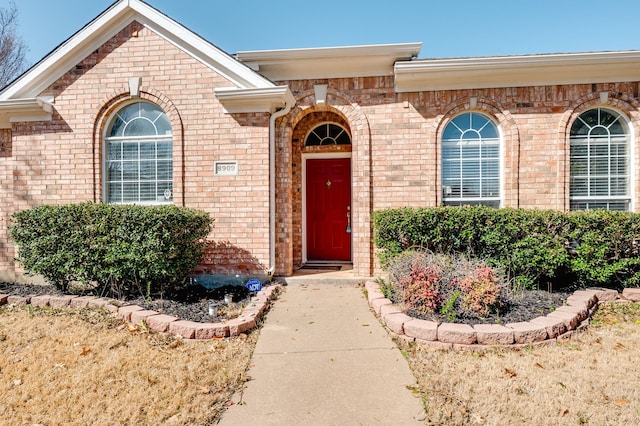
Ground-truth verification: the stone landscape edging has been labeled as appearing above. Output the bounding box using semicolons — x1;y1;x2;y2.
0;283;283;340
365;280;640;350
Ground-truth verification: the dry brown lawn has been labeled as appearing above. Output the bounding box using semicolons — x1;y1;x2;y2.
2;296;639;425
0;305;256;425
403;301;640;425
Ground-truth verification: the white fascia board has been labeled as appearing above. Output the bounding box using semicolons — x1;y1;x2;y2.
215;86;295;113
394;51;640;92
0;1;134;100
237;42;422;81
0;0;273;101
0;97;54;128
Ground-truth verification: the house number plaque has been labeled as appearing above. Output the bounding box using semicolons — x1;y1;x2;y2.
214;160;238;176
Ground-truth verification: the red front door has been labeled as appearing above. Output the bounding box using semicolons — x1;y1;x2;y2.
306;158;351;261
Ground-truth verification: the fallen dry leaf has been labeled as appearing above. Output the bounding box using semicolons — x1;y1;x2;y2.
80;347;92;356
126;323;139;333
168;339;182;349
614;399;630;407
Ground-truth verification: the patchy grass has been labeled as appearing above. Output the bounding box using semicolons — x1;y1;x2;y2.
403;301;640;425
0;305;257;425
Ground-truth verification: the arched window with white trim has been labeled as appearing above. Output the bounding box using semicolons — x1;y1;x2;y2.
569;108;630;211
441;112;501;207
105;102;173;204
305;123;351;146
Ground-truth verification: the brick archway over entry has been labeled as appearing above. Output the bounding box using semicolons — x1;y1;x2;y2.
275;98;372;277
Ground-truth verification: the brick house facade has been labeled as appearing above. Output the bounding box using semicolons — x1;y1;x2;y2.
1;0;639;282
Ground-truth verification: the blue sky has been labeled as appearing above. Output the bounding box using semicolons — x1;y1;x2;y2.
15;0;640;65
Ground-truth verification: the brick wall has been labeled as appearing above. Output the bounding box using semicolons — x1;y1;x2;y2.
2;22;271;279
3;21;640;281
276;78;640;276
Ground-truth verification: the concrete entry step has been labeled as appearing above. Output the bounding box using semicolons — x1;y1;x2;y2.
276;265;368;286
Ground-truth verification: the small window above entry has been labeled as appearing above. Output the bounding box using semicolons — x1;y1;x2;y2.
305;123;351;146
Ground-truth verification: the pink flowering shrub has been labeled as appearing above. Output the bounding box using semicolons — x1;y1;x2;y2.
455;266;504;317
387;250;506;320
397;260;442;315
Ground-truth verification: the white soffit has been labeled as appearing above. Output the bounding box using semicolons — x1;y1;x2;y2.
394;51;640;92
0;97;54;128
215;86;296;113
0;0;273;102
237;43;422;81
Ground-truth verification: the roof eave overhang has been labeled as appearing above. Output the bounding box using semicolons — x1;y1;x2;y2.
238;42;423;81
215;86;296;113
394;51;640;92
0;97;54;128
0;0;273;101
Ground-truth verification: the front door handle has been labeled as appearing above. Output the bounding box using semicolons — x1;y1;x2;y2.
346;206;351;233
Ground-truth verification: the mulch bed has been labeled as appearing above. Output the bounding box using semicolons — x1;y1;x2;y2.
407;289;570;325
0;281;250;323
1;281;569;325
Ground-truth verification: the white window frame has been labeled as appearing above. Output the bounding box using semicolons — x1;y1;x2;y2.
103;101;173;205
304;122;351;147
441;112;503;207
569;107;632;211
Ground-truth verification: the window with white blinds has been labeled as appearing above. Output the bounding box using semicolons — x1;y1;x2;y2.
442;112;501;207
569;108;630;211
105;102;173;204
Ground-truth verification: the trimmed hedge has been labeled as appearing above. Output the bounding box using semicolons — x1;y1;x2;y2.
373;206;640;290
9;203;213;297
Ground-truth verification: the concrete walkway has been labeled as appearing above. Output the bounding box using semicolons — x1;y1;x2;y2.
219;280;426;425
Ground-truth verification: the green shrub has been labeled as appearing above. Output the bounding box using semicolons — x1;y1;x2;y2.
439;290;460;323
9;202;213;297
376;277;395;300
374;206;640;289
567;210;640;288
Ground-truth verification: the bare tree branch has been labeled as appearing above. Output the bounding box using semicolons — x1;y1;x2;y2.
0;2;28;88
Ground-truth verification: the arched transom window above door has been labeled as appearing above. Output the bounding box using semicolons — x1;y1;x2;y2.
305;123;351;146
104;101;173;204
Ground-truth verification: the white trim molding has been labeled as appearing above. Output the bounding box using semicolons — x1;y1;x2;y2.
0;97;54;128
237;43;422;81
395;50;640;92
215;86;296;113
301;152;353;264
0;0;274;101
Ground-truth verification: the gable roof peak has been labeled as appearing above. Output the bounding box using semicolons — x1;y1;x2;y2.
0;0;273;100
